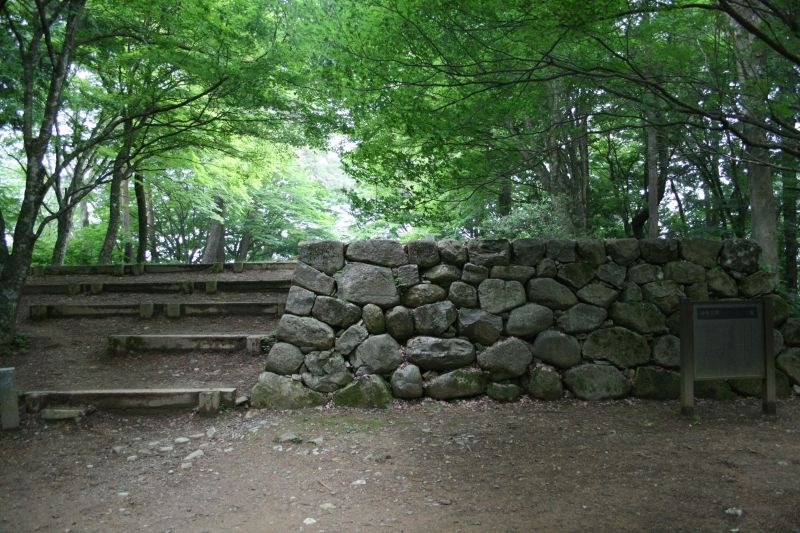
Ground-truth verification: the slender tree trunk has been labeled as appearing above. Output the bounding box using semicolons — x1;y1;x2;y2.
121;179;132;263
98;171;123;264
133;175;148;263
201;196;225;264
51;206;75;266
236;232;252;262
145;186;158;262
80;199;90;227
783;167;798;290
98;120;134;264
497;179;512;217
645;113;659;238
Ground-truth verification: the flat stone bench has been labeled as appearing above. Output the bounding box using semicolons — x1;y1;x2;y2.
29;301;285;320
108;334;267;354
29;261;296;277
23;278;291;295
21;388;237;412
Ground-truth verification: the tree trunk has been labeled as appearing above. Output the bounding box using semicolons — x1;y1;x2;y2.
497;179;512;217
201;196;225;264
145;186;159;262
645;113;659;238
782;166;798;290
133;176;148;263
236;232;252;262
80;199;90;227
121;179;132;263
98;120;134;264
51;206;75;266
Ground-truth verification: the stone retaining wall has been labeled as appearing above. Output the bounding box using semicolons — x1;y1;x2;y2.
251;238;800;408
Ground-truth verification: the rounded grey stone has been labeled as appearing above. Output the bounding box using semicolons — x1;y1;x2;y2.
393;264;420;289
628;264;663;285
311;296;362;328
777;348;800;384
557;304;607;334
639;239;679;264
352;334;402;375
597;262;627;289
512;238;546;266
641;281;685;314
302;351;353;392
738;271;775;298
250;372;326;409
664;261;706;284
605;239;640;266
413;300;457;336
631;366;680;400
362;303;386;334
339;263;400;308
292;263;336;295
576;240;607;266
448;281;478;308
524;364;563;400
651;334;680;368
423;264;462;284
265;342;305;375
457;308;503;345
335;324;369;355
706;267;738;297
276;315;335;353
563;364;630;400
406;240;440;268
438;239;468;265
506;303;553;337
530;330;581;368
477;337;533;381
424;368;487;400
332;375;393;408
298;240;345;275
487;382;523;402
285;285;316;316
556;262;596;290
576;283;619;308
467;239;511;267
407;336;476;371
583;327;650;368
402;283;447;307
679;238;722;268
490;265;536;283
610;302;667;334
385;306;414;342
546;239;576;262
719;239;760;274
345;239;408;267
527;278;577;310
535;258;557;278
478;279;526;314
461;263;489;285
390;364;424;399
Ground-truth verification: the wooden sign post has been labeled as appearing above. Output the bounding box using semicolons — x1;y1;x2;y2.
680;300;775;416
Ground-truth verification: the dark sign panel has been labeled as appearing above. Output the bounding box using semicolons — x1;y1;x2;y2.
680;300;775;416
692;302;764;380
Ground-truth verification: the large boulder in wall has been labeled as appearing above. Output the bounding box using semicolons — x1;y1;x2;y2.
339;263;400;308
276;315;335;353
250;372;326;409
298;240;345;275
345;239;408;267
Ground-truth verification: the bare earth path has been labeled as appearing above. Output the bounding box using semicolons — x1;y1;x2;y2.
1;397;799;533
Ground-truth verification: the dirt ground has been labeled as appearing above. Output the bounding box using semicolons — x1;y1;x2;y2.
3;270;799;532
1;398;799;533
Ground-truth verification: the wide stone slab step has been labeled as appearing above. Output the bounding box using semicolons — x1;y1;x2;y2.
21;388;237;413
29;261;296;277
30;301;285;320
24;278;292;296
109;334;267;354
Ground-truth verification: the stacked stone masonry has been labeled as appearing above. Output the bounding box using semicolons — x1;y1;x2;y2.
250;237;800;408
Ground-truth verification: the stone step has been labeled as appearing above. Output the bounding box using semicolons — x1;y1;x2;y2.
21;388;237;413
29;301;285;320
108;334;267;354
23;278;291;295
29;261;296;277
